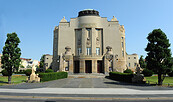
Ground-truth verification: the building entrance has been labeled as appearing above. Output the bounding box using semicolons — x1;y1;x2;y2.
74;61;79;73
97;61;103;73
85;60;92;73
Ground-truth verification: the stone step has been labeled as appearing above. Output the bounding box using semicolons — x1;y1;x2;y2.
68;73;106;78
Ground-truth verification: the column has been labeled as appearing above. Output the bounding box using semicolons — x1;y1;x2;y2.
82;28;86;55
113;55;116;71
104;57;109;74
69;59;73;73
91;28;96;55
59;55;64;72
80;60;85;73
92;60;97;73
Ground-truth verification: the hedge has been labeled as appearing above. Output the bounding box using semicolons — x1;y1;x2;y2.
39;72;68;82
109;72;134;83
14;72;25;74
45;69;54;73
124;69;133;74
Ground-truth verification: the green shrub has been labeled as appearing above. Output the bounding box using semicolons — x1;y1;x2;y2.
14;72;25;74
39;72;68;82
24;69;32;76
45;69;54;73
1;69;9;76
124;69;133;74
142;68;153;77
109;72;134;83
168;71;173;77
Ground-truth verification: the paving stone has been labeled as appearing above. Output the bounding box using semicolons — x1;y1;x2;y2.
0;76;173;90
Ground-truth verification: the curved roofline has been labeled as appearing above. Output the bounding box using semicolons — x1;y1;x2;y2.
78;9;99;17
82;9;95;11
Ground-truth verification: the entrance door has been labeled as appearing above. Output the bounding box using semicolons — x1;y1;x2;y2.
97;61;103;73
74;61;79;73
85;60;92;73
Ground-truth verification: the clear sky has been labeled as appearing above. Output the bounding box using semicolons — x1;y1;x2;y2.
0;0;173;61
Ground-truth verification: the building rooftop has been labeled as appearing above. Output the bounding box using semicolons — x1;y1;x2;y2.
78;9;99;17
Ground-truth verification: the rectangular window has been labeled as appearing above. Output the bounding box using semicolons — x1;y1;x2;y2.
44;63;48;67
86;47;91;55
128;57;130;59
96;48;100;55
129;63;131;67
122;42;124;47
78;48;82;55
134;63;137;67
96;28;100;38
122;51;124;57
86;28;91;38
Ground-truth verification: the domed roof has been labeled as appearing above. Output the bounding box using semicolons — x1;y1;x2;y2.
78;9;99;17
111;16;118;21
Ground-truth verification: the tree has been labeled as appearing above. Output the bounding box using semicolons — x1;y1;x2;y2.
26;65;32;68
1;32;21;84
139;55;146;68
145;29;172;85
39;54;45;68
20;65;25;68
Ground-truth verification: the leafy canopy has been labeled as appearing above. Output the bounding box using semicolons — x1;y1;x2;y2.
139;55;146;68
39;54;45;68
145;29;172;74
1;32;21;75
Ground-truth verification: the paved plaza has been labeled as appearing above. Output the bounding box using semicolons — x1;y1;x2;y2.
0;75;172;90
0;75;173;102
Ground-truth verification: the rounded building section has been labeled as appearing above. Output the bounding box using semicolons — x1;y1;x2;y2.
78;9;100;17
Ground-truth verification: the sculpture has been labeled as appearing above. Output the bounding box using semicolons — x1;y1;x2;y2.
28;64;40;83
132;64;145;83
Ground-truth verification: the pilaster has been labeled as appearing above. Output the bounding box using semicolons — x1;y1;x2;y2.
82;28;86;55
91;28;96;55
80;60;85;73
92;60;97;73
69;58;74;73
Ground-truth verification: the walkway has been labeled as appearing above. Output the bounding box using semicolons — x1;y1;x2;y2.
0;75;172;90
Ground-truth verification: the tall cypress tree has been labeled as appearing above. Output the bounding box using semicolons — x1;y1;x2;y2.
1;32;21;84
39;54;45;68
145;29;172;85
139;55;146;68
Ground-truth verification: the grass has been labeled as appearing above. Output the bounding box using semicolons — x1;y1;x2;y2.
145;76;173;86
0;75;27;86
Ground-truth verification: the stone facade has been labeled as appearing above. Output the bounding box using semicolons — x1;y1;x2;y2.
50;9;138;74
43;54;53;70
126;54;139;71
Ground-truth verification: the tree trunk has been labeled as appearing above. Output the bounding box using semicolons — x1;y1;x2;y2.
8;75;12;84
158;73;163;85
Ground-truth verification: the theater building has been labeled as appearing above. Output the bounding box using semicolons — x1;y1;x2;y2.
51;9;130;74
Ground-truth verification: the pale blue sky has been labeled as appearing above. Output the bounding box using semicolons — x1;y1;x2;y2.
0;0;173;60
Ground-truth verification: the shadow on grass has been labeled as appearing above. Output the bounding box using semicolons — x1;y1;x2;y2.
0;81;8;84
104;76;156;87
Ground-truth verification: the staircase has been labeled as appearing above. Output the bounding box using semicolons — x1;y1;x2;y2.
68;73;106;78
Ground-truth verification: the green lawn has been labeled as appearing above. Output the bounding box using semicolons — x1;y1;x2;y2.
145;76;173;86
0;75;27;86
